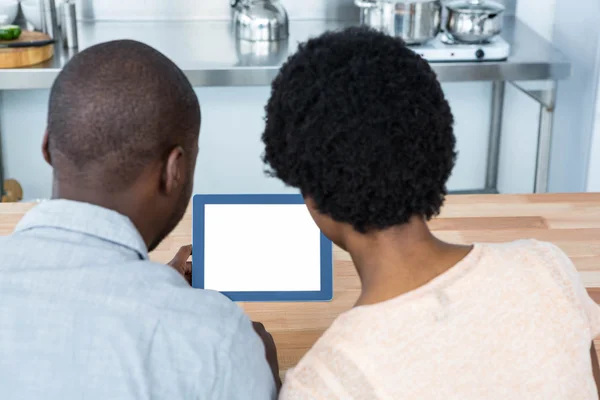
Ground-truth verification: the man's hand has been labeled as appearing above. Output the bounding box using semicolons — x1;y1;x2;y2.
168;245;192;285
252;321;282;392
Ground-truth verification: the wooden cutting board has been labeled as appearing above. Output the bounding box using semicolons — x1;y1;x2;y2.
0;31;54;69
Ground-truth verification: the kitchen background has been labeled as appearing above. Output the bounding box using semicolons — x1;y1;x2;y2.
1;0;599;200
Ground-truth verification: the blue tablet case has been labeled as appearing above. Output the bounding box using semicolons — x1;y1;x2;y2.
192;194;334;302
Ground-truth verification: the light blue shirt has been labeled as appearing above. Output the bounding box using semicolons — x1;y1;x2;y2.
0;200;276;400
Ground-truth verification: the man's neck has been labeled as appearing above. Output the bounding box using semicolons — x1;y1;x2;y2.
52;182;154;250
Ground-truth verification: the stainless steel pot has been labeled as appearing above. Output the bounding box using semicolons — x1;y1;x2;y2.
231;0;289;41
235;37;289;66
445;0;504;43
355;0;442;45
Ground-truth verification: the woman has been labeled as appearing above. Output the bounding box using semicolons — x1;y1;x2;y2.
261;27;600;399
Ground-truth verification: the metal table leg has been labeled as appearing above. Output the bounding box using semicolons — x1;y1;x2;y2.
485;81;506;193
510;81;557;193
0;108;4;202
534;85;557;193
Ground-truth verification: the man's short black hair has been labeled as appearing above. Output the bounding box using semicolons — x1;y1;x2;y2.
262;27;456;233
47;40;200;190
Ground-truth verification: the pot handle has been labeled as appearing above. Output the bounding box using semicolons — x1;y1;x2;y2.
231;0;250;8
475;11;499;25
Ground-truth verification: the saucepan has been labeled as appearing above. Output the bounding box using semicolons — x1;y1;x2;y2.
445;0;505;43
355;0;442;45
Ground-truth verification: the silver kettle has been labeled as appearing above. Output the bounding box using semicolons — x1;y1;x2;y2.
231;0;289;41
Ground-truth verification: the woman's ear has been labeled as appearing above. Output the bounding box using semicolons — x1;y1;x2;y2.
304;195;318;213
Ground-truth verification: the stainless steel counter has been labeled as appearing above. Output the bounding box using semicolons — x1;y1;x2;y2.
0;17;569;89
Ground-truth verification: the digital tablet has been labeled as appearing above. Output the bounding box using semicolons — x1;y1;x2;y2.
192;194;334;302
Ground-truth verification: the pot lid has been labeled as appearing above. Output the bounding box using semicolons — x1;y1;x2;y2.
446;0;505;14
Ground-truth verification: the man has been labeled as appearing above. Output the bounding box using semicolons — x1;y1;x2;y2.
0;40;277;399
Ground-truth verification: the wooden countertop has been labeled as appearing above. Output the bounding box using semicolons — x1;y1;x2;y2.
2;193;600;373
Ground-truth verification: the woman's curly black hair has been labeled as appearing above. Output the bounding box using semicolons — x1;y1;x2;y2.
262;27;457;233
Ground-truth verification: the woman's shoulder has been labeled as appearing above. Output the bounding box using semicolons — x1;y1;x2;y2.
487;238;572;265
476;239;577;286
478;239;572;273
480;238;559;254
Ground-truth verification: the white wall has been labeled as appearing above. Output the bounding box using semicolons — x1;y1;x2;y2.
515;0;556;41
0;82;493;200
75;0;516;21
77;0;359;21
586;25;600;191
550;0;600;192
587;74;600;192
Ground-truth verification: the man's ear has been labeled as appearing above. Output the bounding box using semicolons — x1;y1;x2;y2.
162;146;185;195
42;130;51;166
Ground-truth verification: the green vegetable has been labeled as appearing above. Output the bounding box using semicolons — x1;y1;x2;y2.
0;25;22;41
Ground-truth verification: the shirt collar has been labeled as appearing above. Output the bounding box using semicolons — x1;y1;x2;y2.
15;199;149;260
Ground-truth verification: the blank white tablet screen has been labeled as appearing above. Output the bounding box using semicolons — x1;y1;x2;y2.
203;204;321;292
